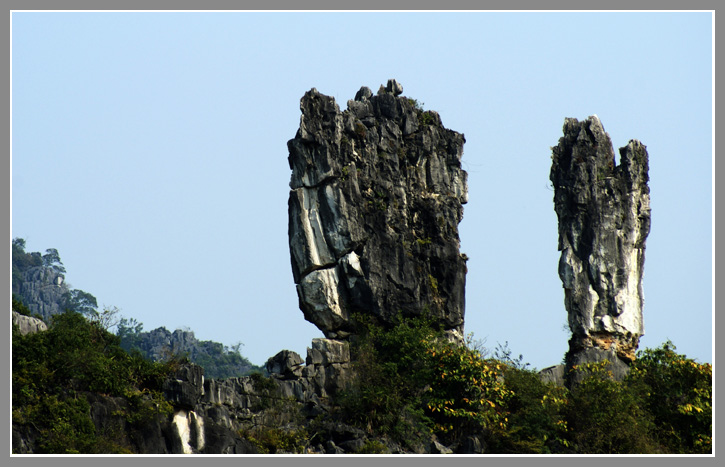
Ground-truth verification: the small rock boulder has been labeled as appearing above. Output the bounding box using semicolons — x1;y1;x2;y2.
12;311;48;336
265;350;304;379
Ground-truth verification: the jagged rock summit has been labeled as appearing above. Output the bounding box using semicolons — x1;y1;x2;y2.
550;115;651;382
287;79;468;341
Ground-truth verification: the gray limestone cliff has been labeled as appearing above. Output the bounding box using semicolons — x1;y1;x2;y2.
14;266;69;322
287;80;468;341
550;115;651;382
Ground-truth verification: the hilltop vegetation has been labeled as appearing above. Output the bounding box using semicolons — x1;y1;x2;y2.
116;317;264;379
326;315;712;454
12;301;711;454
10;240;712;454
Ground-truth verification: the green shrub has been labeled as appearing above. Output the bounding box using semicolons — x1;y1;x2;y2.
563;361;659;453
241;427;308;454
338;314;514;448
336;314;438;446
357;439;388;453
12;296;34;317
12;310;176;453
354;122;367;138
419;112;435;126
424;341;512;444
489;343;713;455
627;341;712;453
407;98;424;111
486;366;568;453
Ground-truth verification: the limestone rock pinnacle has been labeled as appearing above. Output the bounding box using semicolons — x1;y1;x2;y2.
550;116;651;382
287;80;468;341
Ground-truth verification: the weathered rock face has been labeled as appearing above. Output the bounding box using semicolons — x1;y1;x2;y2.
550;116;651;380
288;80;468;340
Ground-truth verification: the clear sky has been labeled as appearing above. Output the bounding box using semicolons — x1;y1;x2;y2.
11;11;713;369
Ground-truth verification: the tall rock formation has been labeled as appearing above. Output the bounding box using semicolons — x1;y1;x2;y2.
287;80;468;341
550;116;651;381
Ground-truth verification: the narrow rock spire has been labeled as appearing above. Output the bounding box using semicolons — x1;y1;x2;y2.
550;116;651;383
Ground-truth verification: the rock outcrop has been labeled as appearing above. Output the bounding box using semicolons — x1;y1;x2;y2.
287;80;468;341
11;311;48;336
550;116;651;383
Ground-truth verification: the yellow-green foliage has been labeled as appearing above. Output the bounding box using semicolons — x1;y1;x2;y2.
339;314;514;447
424;342;512;440
490;342;712;454
338;313;712;454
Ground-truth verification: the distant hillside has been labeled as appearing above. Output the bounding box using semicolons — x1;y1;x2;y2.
11;238;96;322
117;320;264;379
11;238;262;379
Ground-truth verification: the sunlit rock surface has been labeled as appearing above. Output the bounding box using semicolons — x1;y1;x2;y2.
12;311;48;335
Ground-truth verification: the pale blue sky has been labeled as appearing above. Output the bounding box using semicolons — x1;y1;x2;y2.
11;11;712;368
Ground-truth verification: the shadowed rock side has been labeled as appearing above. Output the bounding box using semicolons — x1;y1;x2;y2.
550;116;651;383
287;80;468;341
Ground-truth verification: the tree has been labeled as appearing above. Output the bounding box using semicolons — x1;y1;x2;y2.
62;289;98;316
42;248;66;274
86;306;122;332
117;317;145;354
13;237;26;250
12;238;43;291
12;310;175;453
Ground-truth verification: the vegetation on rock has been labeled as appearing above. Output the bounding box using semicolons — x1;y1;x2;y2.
331;315;711;454
13;239;263;380
12;309;176;453
11;285;712;454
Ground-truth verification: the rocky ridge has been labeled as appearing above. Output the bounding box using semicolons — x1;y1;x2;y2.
121;326;262;379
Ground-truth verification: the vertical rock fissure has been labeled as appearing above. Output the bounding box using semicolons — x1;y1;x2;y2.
550;115;651;383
